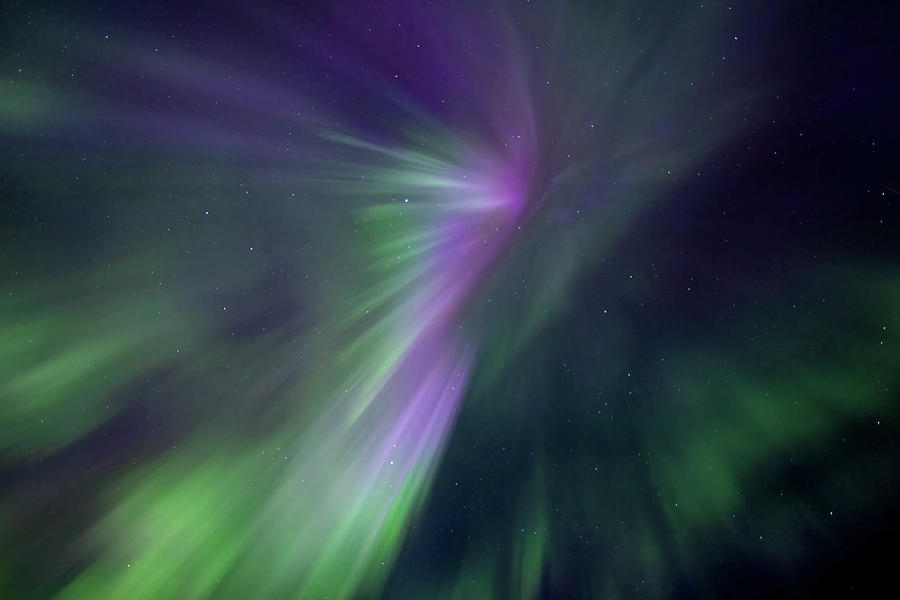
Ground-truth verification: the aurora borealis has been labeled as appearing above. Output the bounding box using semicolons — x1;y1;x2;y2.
1;1;898;598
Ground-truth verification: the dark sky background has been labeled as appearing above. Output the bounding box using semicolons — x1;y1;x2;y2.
1;2;898;598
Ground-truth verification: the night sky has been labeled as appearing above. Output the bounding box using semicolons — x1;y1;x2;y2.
1;1;899;598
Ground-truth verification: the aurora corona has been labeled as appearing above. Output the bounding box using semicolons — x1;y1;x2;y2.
1;2;898;599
